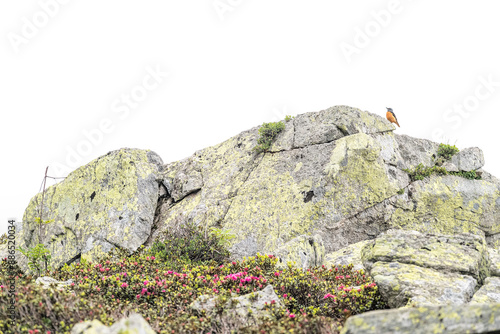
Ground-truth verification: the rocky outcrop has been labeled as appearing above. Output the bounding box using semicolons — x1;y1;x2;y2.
10;105;500;276
325;229;497;309
71;313;155;334
443;147;485;172
150;105;500;263
340;303;500;334
190;284;284;327
11;149;163;273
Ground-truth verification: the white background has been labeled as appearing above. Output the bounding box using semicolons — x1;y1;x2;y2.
1;0;500;236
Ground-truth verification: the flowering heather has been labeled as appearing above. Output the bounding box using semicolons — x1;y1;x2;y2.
0;222;386;333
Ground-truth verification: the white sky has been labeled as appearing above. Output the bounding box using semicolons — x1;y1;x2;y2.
1;1;500;236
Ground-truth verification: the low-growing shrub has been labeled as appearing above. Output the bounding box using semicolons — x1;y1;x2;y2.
146;222;232;270
449;170;481;180
437;143;459;160
0;240;386;333
404;164;448;181
253;121;286;153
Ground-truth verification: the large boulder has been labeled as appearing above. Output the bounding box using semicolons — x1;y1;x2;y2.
149;105;500;262
14;148;163;273
340;303;500;334
361;230;489;308
190;284;284;327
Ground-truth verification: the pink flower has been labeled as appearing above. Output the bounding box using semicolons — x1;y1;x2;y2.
283;294;287;298
268;254;274;258
121;283;128;288
136;294;140;299
151;256;155;260
143;280;149;285
289;314;296;318
141;288;147;295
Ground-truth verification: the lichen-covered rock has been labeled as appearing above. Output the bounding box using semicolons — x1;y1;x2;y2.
190;285;284;327
292;105;394;149
71;313;155;334
471;277;500;303
324;240;371;271
340;303;500;334
35;276;74;292
148;105;500;262
369;261;477;308
362;230;490;284
450;147;485;171
17;148;163;273
389;175;500;248
273;234;325;269
151;106;410;259
71;319;107;334
489;247;500;277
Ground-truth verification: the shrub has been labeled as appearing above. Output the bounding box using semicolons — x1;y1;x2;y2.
18;243;52;277
285;115;294;122
404;164;448;181
436;143;459;164
449;170;481;180
1;244;386;333
253;121;286;153
146;222;232;270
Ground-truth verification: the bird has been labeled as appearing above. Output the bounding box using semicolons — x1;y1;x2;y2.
386;107;400;127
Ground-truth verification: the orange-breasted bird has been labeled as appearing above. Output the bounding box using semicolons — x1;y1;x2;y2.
386;107;400;127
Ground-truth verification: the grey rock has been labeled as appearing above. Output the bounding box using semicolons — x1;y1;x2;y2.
190;285;284;327
369;261;477;308
35;276;74;291
340;303;500;334
273;234;325;269
394;134;439;169
361;230;489;308
16;148;162;274
471;277;500;303
490;247;500;276
441;160;459;172
451;147;485;171
148;105;500;262
71;313;155;334
362;230;490;284
324;240;371;272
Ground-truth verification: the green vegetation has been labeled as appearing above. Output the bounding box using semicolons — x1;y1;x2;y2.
449;170;481;180
0;222;387;333
285;115;294;122
435;143;459;166
437;143;459;160
405;144;481;181
18;243;52;277
18;217;54;277
146;222;232;270
404;164;448;181
253;121;286;153
397;188;405;195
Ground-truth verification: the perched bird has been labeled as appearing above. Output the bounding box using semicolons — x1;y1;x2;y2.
386;107;400;127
